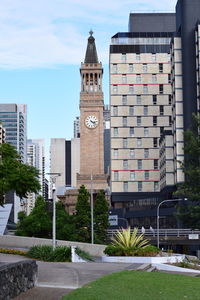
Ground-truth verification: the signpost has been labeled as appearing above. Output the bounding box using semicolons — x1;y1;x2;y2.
109;215;118;226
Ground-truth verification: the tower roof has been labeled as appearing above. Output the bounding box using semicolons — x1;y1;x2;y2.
84;30;99;64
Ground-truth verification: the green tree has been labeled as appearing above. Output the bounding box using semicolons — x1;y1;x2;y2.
94;190;109;244
16;195;52;238
56;202;76;241
175;114;200;228
74;185;91;242
0;143;41;206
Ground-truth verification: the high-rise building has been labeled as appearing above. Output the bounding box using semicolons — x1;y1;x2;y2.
0;104;27;163
0;123;5;144
109;0;200;229
73;117;80;138
26;139;45;214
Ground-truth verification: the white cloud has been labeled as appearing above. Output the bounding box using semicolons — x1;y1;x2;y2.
0;0;177;69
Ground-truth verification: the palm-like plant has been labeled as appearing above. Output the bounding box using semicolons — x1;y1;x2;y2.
111;227;150;256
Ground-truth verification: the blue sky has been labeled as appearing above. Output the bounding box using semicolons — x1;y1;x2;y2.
0;0;177;158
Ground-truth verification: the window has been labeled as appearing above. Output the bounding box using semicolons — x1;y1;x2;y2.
136;74;141;83
137;138;142;147
113;85;118;94
114;127;118;137
123;117;127;127
144;171;149;180
113;106;118;116
130;127;134;137
153;95;157;105
137;116;141;126
152;74;157;83
144;149;149;158
122;74;127;84
144;127;149;137
136;95;141;104
124;182;128;192
169;95;172;105
114;171;119;181
159;85;163;94
154;182;159;192
122;95;127;105
123;160;128;170
123;138;128;148
168;74;171;83
154;160;158;170
130;149;135;159
130;171;135;180
143;64;147;72
160;127;164;134
160;105;164;115
129;85;134;94
144;106;148;116
159;63;163;73
153;116;157;126
143;85;148;94
129;64;133;72
153;137;158;148
113;64;118;73
122;53;126;63
129;106;134;116
152;53;156;62
136;53;140;61
138;182;142;192
114;149;118;159
169;116;172;126
138;160;142;170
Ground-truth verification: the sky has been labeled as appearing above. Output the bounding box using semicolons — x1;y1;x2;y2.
0;0;177;164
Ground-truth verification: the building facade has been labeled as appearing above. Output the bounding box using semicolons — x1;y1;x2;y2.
0;123;5;144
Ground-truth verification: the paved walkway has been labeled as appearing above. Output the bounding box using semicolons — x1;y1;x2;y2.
0;254;141;300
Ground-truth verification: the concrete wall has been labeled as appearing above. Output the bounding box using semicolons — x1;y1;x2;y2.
0;260;37;300
0;235;106;257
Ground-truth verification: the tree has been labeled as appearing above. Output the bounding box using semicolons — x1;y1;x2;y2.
56;202;76;241
175;114;200;228
94;190;109;244
16;196;52;238
74;185;91;242
0;143;41;206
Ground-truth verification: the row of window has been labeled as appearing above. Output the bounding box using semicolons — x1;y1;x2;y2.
121;53;165;63
112;84;166;94
114;170;156;181
119;159;159;170
112;63;164;73
113;105;167;116
117;94;172;106
116;74;171;84
113;148;155;159
121;181;159;192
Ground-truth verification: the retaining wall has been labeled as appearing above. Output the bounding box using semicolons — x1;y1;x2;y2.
0;235;106;256
0;260;37;300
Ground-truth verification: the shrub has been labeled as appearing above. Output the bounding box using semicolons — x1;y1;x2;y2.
104;245;124;256
0;248;27;256
75;247;94;261
133;245;160;257
26;245;71;262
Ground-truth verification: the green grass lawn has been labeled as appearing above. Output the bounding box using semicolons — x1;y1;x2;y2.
61;270;200;300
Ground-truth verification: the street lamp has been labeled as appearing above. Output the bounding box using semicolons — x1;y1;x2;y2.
90;174;94;244
157;198;187;248
47;172;61;250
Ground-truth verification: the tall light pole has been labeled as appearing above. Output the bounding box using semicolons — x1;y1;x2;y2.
157;198;187;248
90;174;94;244
47;172;61;250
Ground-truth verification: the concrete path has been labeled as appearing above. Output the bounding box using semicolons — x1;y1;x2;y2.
0;254;141;300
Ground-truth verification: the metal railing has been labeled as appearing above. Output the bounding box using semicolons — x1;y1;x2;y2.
107;228;200;238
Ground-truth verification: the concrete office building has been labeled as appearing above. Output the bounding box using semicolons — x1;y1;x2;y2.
110;0;200;228
26;139;46;215
0;104;27;163
74;117;80;138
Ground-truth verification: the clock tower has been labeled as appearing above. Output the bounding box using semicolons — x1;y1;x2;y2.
77;31;108;189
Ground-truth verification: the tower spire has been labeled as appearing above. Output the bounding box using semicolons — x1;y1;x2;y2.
84;30;99;64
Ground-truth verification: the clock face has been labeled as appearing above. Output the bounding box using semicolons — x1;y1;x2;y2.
85;115;99;128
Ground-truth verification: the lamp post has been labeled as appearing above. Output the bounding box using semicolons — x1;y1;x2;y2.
47;172;61;250
157;198;187;248
90;174;94;244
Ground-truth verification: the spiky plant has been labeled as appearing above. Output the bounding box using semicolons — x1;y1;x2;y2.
111;227;150;256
